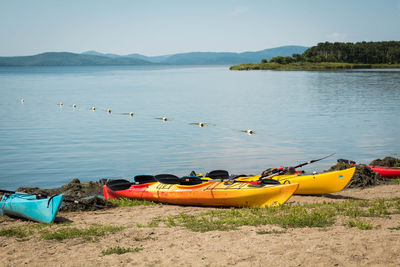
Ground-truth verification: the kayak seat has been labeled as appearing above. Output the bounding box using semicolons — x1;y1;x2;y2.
260;179;281;185
206;170;229;180
155;174;181;184
180;176;203;185
106;179;133;191
134;175;156;184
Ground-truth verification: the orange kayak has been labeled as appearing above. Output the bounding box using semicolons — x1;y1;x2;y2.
103;178;298;208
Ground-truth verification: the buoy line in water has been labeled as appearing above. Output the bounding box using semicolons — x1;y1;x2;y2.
20;99;257;136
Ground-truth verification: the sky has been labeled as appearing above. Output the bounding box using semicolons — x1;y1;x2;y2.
0;0;399;56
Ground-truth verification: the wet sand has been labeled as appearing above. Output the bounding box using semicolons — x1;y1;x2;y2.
1;183;400;266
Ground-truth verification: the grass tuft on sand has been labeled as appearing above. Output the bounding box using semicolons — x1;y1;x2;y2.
163;205;336;232
41;224;125;241
143;198;400;232
110;198;158;207
347;219;373;230
0;226;30;239
256;229;287;235
101;246;143;256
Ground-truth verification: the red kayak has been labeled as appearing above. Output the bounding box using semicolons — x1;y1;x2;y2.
368;165;400;178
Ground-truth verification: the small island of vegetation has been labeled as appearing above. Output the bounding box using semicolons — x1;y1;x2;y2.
230;41;400;71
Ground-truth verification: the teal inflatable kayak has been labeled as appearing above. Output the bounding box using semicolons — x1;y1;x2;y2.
0;192;64;223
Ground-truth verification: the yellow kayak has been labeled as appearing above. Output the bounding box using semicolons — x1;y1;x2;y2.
235;167;355;195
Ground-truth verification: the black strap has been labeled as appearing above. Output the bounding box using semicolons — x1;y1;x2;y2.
47;195;57;208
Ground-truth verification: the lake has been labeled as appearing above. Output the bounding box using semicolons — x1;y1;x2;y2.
0;66;399;190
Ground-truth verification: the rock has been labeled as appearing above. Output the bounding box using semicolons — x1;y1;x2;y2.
70;178;81;184
328;163;385;188
16;179;109;212
369;156;400;167
60;196;115;212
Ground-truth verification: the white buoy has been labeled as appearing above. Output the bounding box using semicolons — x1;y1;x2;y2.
91;107;96;111
72;104;77;108
162;117;168;121
107;109;112;113
247;129;254;135
199;122;204;127
129;112;134;117
20;99;24;103
59;102;63;107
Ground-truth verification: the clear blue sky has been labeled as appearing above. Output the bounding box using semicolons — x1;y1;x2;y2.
0;0;399;56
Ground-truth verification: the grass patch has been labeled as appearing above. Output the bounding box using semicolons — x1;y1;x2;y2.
0;226;31;239
101;246;142;256
110;198;158;207
391;178;400;183
137;216;163;228
347;219;373;230
144;198;400;232
41;224;125;241
388;225;400;230
331;199;395;218
256;229;286;235
163;205;336;232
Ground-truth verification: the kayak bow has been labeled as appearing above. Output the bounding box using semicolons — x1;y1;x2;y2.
0;192;64;223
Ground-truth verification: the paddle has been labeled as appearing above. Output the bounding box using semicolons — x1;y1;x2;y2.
291;153;336;169
259;153;336;181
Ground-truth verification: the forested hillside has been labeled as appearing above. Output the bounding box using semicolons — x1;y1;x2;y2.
284;41;400;64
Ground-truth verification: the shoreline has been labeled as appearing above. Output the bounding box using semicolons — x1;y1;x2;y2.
229;62;400;71
1;183;400;266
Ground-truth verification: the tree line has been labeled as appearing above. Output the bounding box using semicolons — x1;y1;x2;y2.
263;41;400;64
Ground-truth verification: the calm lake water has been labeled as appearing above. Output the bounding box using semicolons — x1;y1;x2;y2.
0;66;399;190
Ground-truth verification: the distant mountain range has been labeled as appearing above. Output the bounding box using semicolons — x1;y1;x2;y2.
0;46;308;66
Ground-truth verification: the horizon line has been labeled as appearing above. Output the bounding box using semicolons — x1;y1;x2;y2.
0;44;309;58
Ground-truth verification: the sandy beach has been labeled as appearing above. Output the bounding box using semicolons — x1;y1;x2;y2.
1;183;400;267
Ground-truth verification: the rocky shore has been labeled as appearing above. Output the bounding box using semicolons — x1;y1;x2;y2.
3;156;399;213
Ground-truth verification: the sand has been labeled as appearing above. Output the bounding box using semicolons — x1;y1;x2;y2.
1;183;400;266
